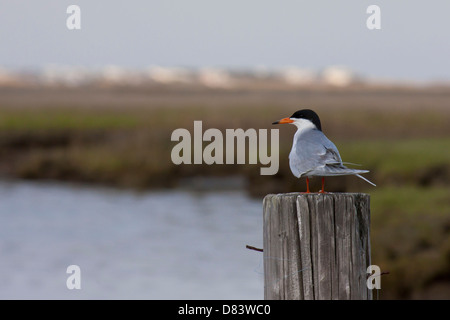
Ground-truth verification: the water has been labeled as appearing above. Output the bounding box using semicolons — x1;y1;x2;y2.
0;180;264;299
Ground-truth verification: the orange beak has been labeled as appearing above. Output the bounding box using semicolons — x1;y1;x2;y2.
272;117;294;125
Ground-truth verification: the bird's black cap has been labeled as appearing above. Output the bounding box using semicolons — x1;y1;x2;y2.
290;109;322;131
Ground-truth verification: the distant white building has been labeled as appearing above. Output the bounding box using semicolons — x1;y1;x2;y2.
100;65;127;84
278;66;317;85
146;66;192;84
198;68;233;88
99;65;145;85
321;66;355;87
40;65;95;86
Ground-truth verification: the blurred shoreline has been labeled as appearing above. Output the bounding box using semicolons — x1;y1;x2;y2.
0;84;449;195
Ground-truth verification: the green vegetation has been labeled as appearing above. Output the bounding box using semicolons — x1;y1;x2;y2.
338;138;450;186
371;186;450;299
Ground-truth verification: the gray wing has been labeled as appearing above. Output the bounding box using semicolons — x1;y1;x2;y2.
289;129;342;177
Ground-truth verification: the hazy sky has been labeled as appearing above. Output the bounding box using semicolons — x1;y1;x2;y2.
1;1;449;81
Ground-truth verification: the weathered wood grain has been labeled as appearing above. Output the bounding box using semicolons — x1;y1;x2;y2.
263;193;372;300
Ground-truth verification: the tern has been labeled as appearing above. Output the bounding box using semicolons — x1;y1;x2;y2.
273;109;376;193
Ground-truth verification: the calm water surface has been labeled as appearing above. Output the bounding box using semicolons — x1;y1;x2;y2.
0;180;264;299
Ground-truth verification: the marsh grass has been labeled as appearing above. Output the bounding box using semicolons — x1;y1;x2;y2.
370;186;450;299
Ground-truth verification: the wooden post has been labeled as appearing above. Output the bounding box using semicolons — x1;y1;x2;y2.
263;193;372;300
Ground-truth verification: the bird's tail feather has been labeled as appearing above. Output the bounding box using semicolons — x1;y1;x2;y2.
342;162;362;166
322;165;369;176
356;174;376;187
321;164;376;186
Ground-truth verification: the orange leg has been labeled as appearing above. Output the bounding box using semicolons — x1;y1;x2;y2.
305;177;311;193
319;177;326;193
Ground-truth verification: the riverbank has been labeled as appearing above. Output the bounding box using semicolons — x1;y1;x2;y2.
1;86;449;194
